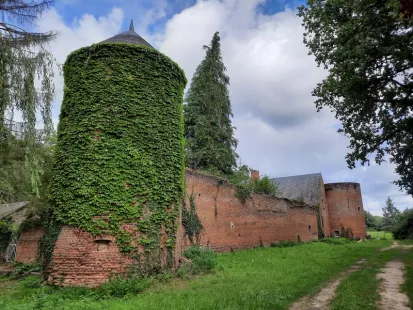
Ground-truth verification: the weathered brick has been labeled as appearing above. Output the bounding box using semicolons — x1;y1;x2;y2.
18;171;366;287
15;228;44;263
325;183;366;238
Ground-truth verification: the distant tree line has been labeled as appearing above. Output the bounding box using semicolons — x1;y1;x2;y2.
365;197;413;240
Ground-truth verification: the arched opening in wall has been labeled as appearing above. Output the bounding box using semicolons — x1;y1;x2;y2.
358;207;360;212
308;225;312;240
94;239;112;251
334;230;340;237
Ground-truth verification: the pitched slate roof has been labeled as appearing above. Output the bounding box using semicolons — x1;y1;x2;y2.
100;20;153;48
272;173;323;206
0;201;29;219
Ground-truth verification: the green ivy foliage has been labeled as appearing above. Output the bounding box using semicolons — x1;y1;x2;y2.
0;216;14;254
40;215;62;278
226;165;278;204
48;43;186;267
181;192;203;244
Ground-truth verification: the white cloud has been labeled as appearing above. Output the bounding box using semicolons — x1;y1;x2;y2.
158;0;412;215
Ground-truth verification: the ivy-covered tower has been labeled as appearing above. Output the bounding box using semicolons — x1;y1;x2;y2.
47;21;187;286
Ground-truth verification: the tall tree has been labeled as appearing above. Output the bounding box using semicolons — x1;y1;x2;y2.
364;210;376;230
382;197;400;232
298;0;413;195
392;208;413;240
1;0;57;196
184;32;238;174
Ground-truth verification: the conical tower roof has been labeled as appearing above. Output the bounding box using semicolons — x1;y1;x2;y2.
100;20;153;48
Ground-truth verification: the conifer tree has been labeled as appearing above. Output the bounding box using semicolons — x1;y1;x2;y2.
382;197;400;232
184;32;238;174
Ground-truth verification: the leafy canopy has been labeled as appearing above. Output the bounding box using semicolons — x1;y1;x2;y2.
298;0;413;195
392;208;413;240
184;32;238;175
0;127;55;204
364;210;378;230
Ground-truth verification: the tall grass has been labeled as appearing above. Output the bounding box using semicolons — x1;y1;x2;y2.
178;245;217;276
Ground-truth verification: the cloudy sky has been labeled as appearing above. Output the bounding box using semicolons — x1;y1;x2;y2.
32;0;412;215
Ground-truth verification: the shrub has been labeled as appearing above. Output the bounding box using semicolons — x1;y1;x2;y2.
270;240;300;248
226;166;278;203
94;276;150;298
180;245;216;275
319;238;351;245
0;217;14;255
21;275;42;288
393;208;413;240
252;176;278;196
339;225;354;239
11;262;42;279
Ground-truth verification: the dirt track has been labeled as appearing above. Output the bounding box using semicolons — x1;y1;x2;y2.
377;260;410;310
290;260;366;310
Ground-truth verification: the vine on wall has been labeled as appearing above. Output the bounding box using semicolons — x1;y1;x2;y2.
317;211;325;239
48;43;187;272
182;191;203;244
0;217;14;256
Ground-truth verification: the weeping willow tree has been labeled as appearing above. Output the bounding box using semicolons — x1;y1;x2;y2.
0;0;57;200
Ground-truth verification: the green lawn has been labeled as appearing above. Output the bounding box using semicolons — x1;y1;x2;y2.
0;240;392;310
367;231;393;240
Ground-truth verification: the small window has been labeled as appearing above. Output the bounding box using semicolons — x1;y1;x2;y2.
358;207;360;212
94;239;111;251
308;225;312;232
334;230;340;237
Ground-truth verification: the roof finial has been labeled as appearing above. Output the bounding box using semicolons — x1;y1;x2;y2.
129;20;134;32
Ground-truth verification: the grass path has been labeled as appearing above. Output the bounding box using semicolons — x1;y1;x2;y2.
330;241;413;310
289;240;413;310
290;259;366;310
331;249;402;310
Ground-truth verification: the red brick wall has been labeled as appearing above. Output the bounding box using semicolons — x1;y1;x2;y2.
48;170;319;287
177;171;319;252
48;226;136;287
319;178;331;237
325;183;367;238
15;228;44;263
